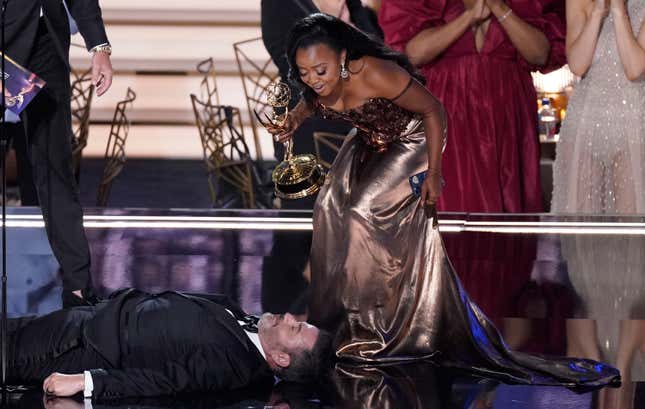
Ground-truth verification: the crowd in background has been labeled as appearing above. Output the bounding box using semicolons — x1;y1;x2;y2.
261;0;645;217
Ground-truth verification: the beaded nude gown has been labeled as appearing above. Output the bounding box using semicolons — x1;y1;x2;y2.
552;1;645;214
551;1;645;381
306;96;620;388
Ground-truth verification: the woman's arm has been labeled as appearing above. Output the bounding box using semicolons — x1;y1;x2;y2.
565;0;607;77
611;0;645;81
405;0;488;66
486;0;551;66
364;59;447;204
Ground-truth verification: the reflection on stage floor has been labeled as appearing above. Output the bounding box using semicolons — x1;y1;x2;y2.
4;363;644;409
2;208;644;408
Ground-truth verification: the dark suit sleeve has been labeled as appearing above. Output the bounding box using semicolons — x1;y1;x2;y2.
66;0;109;50
88;347;239;398
261;0;308;110
347;0;383;39
261;0;299;82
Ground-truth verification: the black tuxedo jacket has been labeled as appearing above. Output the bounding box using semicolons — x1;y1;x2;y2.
79;289;271;399
5;0;109;66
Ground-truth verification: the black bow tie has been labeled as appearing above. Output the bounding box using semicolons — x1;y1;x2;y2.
240;315;259;333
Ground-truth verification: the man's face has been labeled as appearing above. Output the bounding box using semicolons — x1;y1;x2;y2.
258;313;320;366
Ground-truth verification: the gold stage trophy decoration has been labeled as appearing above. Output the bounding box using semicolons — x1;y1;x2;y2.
256;82;325;199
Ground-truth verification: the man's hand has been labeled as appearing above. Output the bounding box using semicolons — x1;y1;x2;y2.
43;373;85;397
91;52;114;97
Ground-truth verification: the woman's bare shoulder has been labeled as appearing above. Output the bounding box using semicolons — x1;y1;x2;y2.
361;56;402;72
359;57;412;98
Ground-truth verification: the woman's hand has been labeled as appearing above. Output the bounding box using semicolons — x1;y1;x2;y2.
594;0;610;17
609;0;626;15
463;0;491;25
266;113;299;144
485;0;513;20
420;171;442;207
484;0;505;10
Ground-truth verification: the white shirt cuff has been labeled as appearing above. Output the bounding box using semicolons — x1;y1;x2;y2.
83;371;94;399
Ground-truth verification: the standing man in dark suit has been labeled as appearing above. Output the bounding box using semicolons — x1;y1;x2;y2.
7;289;332;399
4;0;114;306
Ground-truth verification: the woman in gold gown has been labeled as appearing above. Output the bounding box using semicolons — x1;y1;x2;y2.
274;13;620;389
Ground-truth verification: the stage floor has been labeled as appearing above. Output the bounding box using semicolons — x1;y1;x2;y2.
4;367;644;409
2;207;644;408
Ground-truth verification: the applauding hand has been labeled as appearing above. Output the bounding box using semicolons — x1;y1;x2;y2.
609;0;627;15
463;0;491;25
593;0;610;17
484;0;505;9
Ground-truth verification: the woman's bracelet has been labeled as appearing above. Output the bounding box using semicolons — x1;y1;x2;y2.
497;8;513;23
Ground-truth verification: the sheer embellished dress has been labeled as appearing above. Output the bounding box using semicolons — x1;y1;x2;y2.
308;97;620;389
551;1;645;381
552;0;645;214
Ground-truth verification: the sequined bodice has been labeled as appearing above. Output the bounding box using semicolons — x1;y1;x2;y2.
316;98;422;152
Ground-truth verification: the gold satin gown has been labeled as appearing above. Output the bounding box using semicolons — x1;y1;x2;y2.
308;98;620;389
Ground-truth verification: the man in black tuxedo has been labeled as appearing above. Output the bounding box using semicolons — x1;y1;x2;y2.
4;0;114;305
7;289;332;399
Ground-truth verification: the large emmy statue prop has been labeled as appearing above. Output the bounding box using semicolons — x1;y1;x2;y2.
256;82;325;199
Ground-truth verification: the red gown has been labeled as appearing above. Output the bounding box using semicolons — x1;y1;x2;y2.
379;0;566;212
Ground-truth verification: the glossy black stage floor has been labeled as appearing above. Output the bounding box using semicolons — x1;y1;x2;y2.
2;208;644;408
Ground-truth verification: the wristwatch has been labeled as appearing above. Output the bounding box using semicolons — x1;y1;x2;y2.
90;44;112;55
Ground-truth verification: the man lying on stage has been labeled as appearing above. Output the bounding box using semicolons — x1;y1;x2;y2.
7;288;332;399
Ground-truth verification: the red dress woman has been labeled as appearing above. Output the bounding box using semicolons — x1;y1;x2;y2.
379;0;566;212
379;1;567;330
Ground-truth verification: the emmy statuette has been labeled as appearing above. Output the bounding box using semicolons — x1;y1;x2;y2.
256;82;325;199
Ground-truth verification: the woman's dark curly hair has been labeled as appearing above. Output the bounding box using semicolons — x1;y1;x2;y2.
286;13;425;104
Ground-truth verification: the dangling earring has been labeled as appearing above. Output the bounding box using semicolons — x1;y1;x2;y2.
340;62;349;80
